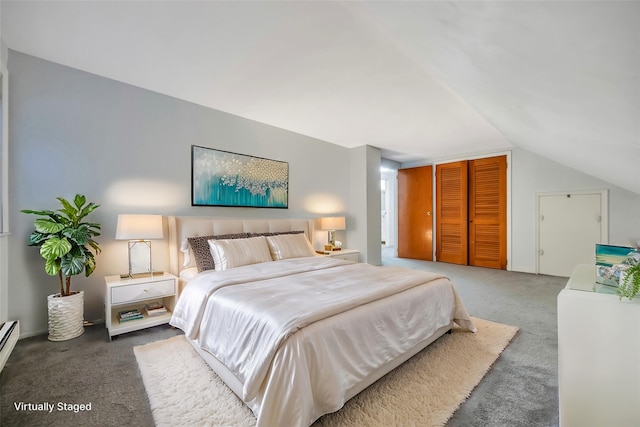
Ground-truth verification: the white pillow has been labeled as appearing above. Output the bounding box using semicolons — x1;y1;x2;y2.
266;233;316;260
208;236;272;271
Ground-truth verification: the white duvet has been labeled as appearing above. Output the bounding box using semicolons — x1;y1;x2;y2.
170;256;476;427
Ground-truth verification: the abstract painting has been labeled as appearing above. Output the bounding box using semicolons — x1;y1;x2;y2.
191;145;289;208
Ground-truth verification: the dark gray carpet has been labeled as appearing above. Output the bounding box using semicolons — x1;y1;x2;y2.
0;324;181;427
382;254;564;427
1;253;564;426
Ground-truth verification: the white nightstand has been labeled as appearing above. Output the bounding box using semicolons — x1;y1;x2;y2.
104;273;178;341
323;249;359;262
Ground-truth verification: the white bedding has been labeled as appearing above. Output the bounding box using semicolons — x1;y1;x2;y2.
170;256;476;427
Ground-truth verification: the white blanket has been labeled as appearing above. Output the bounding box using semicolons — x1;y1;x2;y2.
170;257;476;427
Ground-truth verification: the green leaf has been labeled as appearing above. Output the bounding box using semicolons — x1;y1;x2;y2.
61;251;86;276
57;197;78;219
50;213;70;225
34;218;66;234
78;203;99;221
40;237;72;260
73;194;86;210
88;239;102;254
21;209;56;216
84;252;96;277
27;231;48;246
63;225;90;245
44;258;61;276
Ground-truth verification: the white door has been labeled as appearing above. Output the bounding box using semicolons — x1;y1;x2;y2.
538;192;606;277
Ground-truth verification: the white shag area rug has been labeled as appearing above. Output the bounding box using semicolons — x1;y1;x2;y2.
134;317;518;427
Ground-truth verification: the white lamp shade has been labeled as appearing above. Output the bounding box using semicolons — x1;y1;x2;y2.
319;216;346;231
115;214;164;240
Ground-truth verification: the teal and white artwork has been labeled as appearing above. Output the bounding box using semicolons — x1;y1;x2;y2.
595;244;638;286
595;244;636;267
192;145;288;208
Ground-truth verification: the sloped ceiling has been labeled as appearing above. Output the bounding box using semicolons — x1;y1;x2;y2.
2;1;639;194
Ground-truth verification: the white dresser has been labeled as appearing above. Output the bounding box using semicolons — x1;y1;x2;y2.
558;264;640;426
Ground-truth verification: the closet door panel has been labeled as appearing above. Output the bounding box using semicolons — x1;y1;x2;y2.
469;156;507;269
436;161;468;265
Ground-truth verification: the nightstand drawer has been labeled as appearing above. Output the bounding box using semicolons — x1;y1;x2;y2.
323;249;359;262
331;252;359;262
111;279;175;305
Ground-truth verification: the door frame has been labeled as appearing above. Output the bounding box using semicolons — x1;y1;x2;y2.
380;168;398;255
535;189;608;274
432;151;512;269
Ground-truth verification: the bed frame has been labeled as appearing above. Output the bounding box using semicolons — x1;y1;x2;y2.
167;215;452;424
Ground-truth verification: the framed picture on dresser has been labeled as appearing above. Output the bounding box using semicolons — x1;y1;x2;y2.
191;145;289;208
595;243;637;286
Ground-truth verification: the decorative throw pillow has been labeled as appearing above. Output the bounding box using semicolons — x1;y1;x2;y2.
208;236;273;271
266;233;316;260
187;233;250;272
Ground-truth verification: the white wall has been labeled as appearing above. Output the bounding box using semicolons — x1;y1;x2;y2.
511;147;640;273
349;145;381;265
8;51;357;337
0;1;9;323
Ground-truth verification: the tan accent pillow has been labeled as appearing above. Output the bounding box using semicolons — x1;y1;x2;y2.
208;236;273;271
266;233;316;260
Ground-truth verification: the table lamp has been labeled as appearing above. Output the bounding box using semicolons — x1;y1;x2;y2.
115;214;163;278
319;216;346;251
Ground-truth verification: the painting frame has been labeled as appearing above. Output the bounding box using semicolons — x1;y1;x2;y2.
191;145;289;209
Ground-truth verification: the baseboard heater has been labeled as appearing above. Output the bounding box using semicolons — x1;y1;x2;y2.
0;321;19;373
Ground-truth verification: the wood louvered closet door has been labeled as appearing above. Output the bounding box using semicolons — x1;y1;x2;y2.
436;155;507;269
468;156;507;269
436;161;468;265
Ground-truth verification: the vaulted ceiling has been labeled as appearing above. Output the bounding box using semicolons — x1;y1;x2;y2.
2;1;639;194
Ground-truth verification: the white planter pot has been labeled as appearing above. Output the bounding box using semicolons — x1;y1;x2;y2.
47;291;84;341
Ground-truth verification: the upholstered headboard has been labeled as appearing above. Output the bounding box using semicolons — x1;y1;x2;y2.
167;216;315;277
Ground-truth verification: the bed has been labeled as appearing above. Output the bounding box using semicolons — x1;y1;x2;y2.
167;216;476;427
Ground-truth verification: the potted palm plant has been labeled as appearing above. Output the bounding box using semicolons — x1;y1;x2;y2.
22;194;101;341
